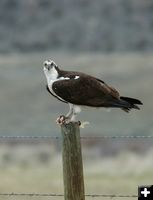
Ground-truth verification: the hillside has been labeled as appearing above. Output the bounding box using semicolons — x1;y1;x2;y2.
0;0;153;53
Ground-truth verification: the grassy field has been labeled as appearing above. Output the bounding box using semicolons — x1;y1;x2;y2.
0;143;153;200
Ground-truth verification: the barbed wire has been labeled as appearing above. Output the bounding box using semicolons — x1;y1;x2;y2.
0;135;152;140
0;192;138;198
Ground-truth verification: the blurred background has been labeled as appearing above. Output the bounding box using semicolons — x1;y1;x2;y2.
0;0;153;199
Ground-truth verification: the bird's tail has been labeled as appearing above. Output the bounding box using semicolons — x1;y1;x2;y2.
119;96;143;112
107;97;143;112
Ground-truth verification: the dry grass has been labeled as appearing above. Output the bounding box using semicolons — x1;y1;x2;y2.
0;144;153;200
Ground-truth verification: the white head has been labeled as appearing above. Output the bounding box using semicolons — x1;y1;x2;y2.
43;59;58;83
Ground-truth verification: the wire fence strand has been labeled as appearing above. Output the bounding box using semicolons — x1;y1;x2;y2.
0;193;138;198
0;135;152;140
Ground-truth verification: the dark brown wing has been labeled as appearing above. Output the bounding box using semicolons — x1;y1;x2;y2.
96;78;120;99
46;85;67;103
52;74;120;107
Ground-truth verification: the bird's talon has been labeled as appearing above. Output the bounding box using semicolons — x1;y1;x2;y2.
78;121;81;126
56;115;66;125
56;116;88;128
56;115;72;125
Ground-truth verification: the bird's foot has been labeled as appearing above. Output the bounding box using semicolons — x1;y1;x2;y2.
56;115;68;125
56;115;81;126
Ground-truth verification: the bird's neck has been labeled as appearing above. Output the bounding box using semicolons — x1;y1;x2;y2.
44;67;57;85
45;66;66;85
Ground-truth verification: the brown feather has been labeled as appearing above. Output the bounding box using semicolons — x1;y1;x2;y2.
52;72;119;107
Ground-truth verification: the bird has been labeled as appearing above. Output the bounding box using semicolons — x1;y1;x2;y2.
43;59;143;125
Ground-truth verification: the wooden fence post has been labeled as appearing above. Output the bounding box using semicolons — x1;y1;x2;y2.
61;122;85;200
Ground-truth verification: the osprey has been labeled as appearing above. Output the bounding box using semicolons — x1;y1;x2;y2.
43;59;142;125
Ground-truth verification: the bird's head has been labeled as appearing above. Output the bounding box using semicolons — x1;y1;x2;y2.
43;59;59;82
43;59;57;71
